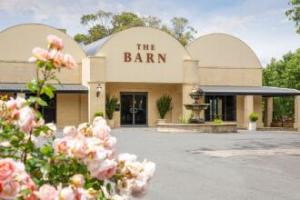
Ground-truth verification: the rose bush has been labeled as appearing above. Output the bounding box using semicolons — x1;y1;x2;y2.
0;35;155;200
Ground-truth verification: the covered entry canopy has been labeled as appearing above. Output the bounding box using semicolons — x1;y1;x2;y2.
0;83;88;93
199;85;300;96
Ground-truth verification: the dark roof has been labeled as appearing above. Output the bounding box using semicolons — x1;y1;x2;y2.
0;83;88;93
199;85;300;96
84;36;111;56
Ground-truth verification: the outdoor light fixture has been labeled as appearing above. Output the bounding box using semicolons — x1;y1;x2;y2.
96;84;102;98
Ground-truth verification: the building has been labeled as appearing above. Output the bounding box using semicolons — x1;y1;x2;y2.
1;23;300;129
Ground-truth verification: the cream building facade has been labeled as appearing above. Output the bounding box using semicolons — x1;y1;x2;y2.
1;23;300;129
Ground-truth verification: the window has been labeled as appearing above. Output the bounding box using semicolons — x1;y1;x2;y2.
205;96;236;121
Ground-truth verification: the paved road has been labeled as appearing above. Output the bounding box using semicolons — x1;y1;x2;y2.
111;129;300;200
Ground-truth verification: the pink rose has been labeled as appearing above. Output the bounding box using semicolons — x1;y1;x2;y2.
58;187;75;200
18;106;35;133
0;180;20;200
89;159;117;180
32;47;49;62
0;159;15;181
35;184;57;200
63;126;77;137
70;138;88;159
54;138;69;155
62;54;77;69
70;174;85;188
47;35;64;50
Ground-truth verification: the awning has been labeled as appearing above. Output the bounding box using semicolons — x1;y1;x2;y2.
0;83;88;93
199;85;300;96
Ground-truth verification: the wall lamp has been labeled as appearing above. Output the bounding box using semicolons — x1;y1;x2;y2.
96;84;102;98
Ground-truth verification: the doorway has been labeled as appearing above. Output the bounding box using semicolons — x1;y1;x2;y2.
120;92;147;126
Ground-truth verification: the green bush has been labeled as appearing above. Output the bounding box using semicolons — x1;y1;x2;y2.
249;112;259;122
213;118;223;125
179;116;188;124
106;95;118;120
156;95;172;119
94;111;104;118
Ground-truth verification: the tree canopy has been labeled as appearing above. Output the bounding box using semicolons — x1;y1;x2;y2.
263;49;300;122
74;10;197;46
286;0;300;33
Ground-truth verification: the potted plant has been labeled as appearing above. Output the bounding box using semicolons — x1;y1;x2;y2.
94;111;104;118
156;95;172;124
249;112;259;131
106;94;118;128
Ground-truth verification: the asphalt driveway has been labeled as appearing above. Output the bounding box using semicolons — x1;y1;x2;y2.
112;129;300;200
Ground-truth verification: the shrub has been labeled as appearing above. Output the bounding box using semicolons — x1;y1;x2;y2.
156;95;172;119
106;95;118;120
213;118;223;125
94;111;104;118
0;35;155;200
249;112;259;122
179;116;188;124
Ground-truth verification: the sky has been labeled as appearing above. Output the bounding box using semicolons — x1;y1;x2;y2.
0;0;299;66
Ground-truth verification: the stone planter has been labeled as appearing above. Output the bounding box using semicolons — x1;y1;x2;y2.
107;119;115;128
157;119;167;125
248;121;257;131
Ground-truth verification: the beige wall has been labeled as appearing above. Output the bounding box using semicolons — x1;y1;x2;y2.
106;83;182;127
0;24;86;84
56;93;88;127
187;33;262;87
95;27;191;83
197;68;262;86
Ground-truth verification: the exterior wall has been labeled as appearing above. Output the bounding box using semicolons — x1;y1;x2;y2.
95;27;190;83
197;68;262;86
187;33;262;87
0;62;82;84
56;93;88;128
106;83;182;127
0;24;86;84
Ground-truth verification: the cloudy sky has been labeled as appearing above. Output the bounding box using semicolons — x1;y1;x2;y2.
0;0;299;66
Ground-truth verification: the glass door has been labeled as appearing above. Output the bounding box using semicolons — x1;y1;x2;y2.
120;93;147;126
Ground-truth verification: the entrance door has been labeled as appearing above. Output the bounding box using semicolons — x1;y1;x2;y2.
121;93;147;126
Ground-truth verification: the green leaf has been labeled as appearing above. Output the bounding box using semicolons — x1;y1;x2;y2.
27;80;38;93
28;97;48;107
40;145;54;157
41;85;54;99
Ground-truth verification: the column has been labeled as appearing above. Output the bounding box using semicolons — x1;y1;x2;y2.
266;97;273;127
244;95;254;128
182;59;199;122
294;96;300;131
182;84;194;120
88;82;105;122
82;56;106;123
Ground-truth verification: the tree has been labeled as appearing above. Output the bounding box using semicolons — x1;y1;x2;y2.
286;0;300;33
263;49;300;125
111;12;145;33
142;16;162;28
74;10;197;46
169;17;197;46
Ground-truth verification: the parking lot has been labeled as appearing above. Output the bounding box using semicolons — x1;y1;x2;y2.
112;129;300;200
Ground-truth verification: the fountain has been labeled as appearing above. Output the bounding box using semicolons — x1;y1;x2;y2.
157;87;237;133
184;87;209;123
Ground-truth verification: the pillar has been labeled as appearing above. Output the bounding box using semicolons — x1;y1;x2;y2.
244;95;254;128
82;56;106;123
294;96;300;131
182;84;194;120
266;97;273;127
88;82;105;122
182;59;199;121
